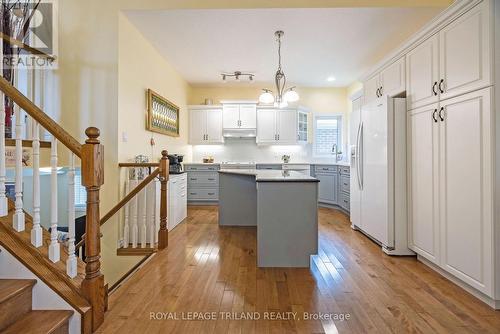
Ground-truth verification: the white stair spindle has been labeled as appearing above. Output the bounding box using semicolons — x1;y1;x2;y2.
123;179;130;248
31;121;42;247
130;175;138;248
140;186;147;248
66;154;77;278
0;92;7;217
12;106;25;232
154;178;160;243
48;138;60;262
147;182;155;246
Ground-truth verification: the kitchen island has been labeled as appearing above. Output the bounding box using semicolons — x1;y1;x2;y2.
218;169;319;267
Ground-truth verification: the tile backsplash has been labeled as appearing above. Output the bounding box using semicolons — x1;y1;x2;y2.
191;138;314;163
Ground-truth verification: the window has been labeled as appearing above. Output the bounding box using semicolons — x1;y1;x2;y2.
74;172;87;208
313;115;343;157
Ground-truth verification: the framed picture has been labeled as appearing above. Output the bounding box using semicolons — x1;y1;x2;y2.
146;89;180;137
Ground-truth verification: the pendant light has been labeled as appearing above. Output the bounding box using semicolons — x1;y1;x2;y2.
259;31;299;107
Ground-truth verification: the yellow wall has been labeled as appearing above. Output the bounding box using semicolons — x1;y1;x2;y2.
118;14;192;162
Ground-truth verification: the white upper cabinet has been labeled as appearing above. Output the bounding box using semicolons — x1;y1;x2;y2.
206;109;224;143
239;105;257;129
276;109;298;144
364;57;405;106
222;104;240;129
222;103;257;129
363;74;380;105
380;57;405;97
438;1;491;101
189;109;207;144
189;107;224;145
406;35;440;110
256;108;306;145
407;1;491;110
256;109;277;144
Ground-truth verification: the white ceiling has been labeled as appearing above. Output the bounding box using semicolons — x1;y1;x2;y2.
125;7;444;87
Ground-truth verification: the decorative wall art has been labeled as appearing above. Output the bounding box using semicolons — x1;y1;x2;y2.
146;89;180;137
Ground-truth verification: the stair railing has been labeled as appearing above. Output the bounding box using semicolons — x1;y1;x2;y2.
75;155;170;253
0;75;105;331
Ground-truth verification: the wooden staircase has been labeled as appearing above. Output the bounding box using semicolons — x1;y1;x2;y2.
0;279;73;333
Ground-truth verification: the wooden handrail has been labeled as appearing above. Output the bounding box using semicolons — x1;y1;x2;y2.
0;76;82;157
118;162;160;168
0;32;56;61
100;168;161;226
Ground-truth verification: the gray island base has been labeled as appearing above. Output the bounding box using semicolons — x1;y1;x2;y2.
218;169;319;267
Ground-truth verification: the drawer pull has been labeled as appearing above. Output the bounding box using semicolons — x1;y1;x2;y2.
208;178;215;181
190;192;197;195
344;200;348;204
343;183;348;186
190;178;198;181
208;193;215;196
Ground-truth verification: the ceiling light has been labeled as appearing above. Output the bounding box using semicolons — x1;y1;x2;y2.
259;31;299;108
284;87;299;103
220;71;254;83
259;89;274;104
327;76;336;82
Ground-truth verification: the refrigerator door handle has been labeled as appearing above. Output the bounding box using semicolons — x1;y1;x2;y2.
359;122;364;190
356;122;362;190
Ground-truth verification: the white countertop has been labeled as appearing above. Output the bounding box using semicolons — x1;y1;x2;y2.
219;169;319;182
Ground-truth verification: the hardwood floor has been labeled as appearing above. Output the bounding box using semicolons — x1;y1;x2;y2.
97;206;500;334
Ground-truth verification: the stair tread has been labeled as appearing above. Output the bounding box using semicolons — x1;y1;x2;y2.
0;279;36;304
1;310;73;334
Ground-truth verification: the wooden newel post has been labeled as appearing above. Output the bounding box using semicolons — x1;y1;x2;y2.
158;150;169;250
81;127;105;331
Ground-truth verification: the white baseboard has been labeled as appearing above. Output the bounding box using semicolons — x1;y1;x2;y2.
417;255;500;310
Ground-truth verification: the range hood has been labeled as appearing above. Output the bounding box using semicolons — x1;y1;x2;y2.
223;128;257;138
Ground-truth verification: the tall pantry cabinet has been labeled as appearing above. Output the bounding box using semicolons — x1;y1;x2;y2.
363;0;498;307
406;0;497;303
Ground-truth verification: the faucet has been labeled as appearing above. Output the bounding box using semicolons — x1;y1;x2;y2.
332;144;343;162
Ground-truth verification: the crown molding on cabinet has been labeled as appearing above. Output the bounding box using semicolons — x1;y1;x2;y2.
360;0;483;82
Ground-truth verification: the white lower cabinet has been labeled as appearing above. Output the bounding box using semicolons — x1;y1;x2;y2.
409;87;493;296
168;174;187;231
409;104;440;264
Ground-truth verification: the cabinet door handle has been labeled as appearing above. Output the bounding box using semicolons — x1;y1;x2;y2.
432;82;438;96
432;109;438;123
439;79;445;93
439;107;445;121
379;86;383;96
277;134;280;141
376;88;380;97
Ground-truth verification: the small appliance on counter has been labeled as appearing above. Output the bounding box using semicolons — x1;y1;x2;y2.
168;154;184;174
203;156;215;163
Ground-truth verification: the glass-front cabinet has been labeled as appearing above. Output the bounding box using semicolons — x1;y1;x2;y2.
298;110;308;143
